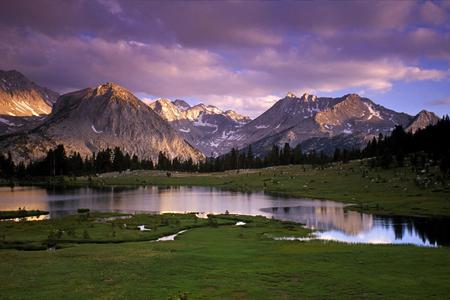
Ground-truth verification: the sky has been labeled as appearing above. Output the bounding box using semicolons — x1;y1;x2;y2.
0;0;449;118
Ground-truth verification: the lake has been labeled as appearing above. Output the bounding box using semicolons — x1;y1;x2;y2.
0;185;448;247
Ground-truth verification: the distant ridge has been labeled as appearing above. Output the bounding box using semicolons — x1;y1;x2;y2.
148;98;251;156
173;92;439;156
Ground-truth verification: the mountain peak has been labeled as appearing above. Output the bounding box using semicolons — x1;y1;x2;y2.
17;84;205;163
300;92;317;102
95;82;128;94
1;69;23;77
205;104;222;114
406;109;439;133
92;82;139;105
0;69;59;117
1;69;35;87
343;93;362;100
417;109;434;116
172;99;191;111
156;98;172;104
286;92;297;98
224;109;251;122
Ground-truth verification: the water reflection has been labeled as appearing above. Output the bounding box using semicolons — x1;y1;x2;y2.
0;186;448;247
263;205;374;235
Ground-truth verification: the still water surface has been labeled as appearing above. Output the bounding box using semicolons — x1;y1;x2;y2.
0;186;448;247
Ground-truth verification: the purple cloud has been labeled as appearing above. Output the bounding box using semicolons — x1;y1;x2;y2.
0;0;449;117
430;98;450;105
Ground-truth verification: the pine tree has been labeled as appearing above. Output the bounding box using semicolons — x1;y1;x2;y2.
333;148;342;162
281;143;291;165
246;145;254;169
293;145;303;164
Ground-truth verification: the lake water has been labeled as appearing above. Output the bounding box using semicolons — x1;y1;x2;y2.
0;186;448;247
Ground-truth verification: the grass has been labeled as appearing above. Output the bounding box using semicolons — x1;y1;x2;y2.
0;209;49;220
0;213;449;299
0;212;239;250
1;162;449;298
20;160;450;217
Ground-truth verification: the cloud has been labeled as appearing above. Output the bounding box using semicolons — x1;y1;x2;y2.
97;0;122;15
204;94;281;118
430;98;450;106
0;0;449;117
420;1;448;25
0;27;447;117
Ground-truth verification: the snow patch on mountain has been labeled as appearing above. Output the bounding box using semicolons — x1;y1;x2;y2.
209;141;219;147
364;102;383;120
205;105;223;114
12;100;41;116
193;113;218;129
91;125;103;134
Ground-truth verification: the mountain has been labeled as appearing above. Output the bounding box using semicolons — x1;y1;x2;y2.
0;70;58;116
0;70;59;136
148;99;251;156
406;110;440;133
197;92;439;156
172;99;190;111
0;83;204;162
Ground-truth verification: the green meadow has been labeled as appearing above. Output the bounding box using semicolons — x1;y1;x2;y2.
1;162;450;299
1;213;449;299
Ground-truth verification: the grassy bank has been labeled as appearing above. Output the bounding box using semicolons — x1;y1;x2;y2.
0;213;449;299
0;209;49;220
16;161;450;217
0;212;243;250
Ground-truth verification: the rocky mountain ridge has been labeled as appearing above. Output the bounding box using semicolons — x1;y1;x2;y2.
0;69;440;160
0;83;204;163
148;98;251;156
182;92;439;156
0;70;59;136
0;70;59;117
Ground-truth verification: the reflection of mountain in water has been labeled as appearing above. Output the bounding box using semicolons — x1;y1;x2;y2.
377;216;450;247
263;206;373;235
265;205;450;246
1;186;449;246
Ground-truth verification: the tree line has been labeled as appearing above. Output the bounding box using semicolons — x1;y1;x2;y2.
361;116;450;176
1;116;449;179
0;146;155;178
197;144;362;172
